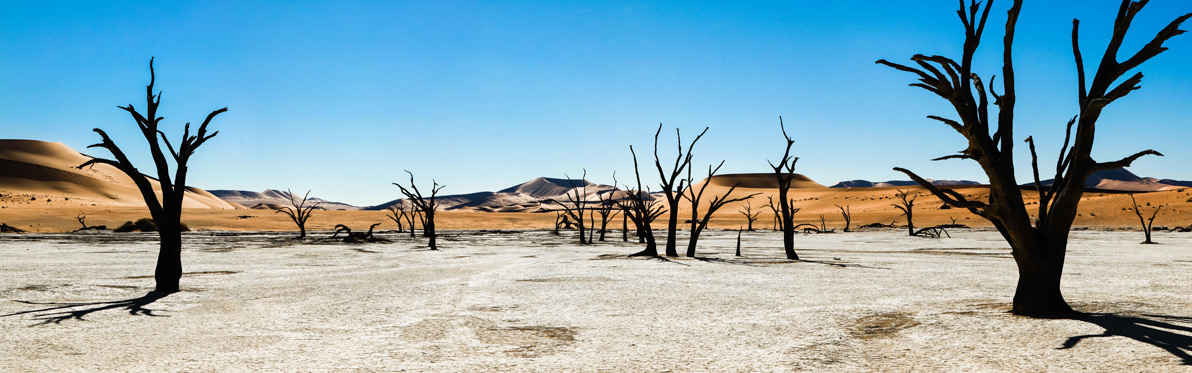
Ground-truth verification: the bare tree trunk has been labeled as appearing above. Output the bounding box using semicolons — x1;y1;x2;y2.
154;219;183;293
622;212;628;242
1010;233;1072;316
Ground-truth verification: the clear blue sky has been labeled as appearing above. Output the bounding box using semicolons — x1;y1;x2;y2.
2;1;1190;206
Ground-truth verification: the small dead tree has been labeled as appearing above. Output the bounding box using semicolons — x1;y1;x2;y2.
768;118;801;260
1129;193;1164;244
332;223;384;243
891;189;917;236
653;123;708;257
682;161;759;257
385;202;407;233
878;0;1190;316
547;170;591;245
765;196;783;231
392;171;445;250
593;174;622;242
276;189;322;239
78;58;226;293
739;201;762;231
623;146;666;257
817;214;829;232
836;204;852;232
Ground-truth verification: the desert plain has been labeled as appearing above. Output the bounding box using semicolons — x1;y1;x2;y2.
1;228;1191;371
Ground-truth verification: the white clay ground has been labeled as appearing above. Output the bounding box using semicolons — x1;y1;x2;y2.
1;228;1190;371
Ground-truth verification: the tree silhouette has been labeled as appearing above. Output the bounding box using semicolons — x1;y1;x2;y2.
78;58;226;293
1128;193;1163;244
768;117;800;260
276;189;321;239
739;201;762;231
683;162;757;257
652;124;708;257
878;0;1190;316
891;189;917;236
392;171;444;250
593;174;622;242
385;201;408;233
547;170;591;245
623;146;666;257
836;204;852;232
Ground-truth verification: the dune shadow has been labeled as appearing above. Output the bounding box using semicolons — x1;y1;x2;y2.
1060;313;1192;365
2;291;169;326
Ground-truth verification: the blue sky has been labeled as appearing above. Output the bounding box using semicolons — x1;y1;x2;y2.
2;0;1190;206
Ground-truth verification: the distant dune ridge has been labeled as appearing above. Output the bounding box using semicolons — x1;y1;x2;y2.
368;177;622;212
207;189;359;211
4;139;1190;213
0;139;236;209
830;179;981;188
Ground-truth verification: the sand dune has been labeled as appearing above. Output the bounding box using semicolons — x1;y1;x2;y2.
208;189;358;211
0;140;237;209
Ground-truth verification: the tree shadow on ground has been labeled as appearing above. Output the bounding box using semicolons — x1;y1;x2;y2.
1061;313;1192;365
2;291;169;326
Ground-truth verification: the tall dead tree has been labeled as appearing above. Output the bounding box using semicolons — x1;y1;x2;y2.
683;162;759;257
1128;193;1163;244
769;117;800;260
836;204;852;232
594;174;622;242
878;0;1189;316
392;171;444;250
78;58;226;294
276;189;322;239
739;201;762;231
653;124;708;257
548;171;591;245
623;146;666;257
891;189;917;236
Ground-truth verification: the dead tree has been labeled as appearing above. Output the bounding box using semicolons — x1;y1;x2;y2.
332;223;384;243
392;171;445;250
878;0;1190;316
735;229;743;257
623;146;666;257
765;196;782;231
1129;193;1163;244
768;118;800;260
817;214;829;232
836;204;852;232
390;200;414;232
406;203;420;238
682;161;758;257
546;170;590;245
891;189;917;236
73;214;106;231
653;123;708;257
78;58;226;294
594;174;622;242
276;189;322;239
739;201;762;231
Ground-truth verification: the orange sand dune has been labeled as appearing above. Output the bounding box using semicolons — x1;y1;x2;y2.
0;140;237;209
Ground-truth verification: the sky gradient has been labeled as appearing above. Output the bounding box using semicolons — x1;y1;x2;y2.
3;0;1191;206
